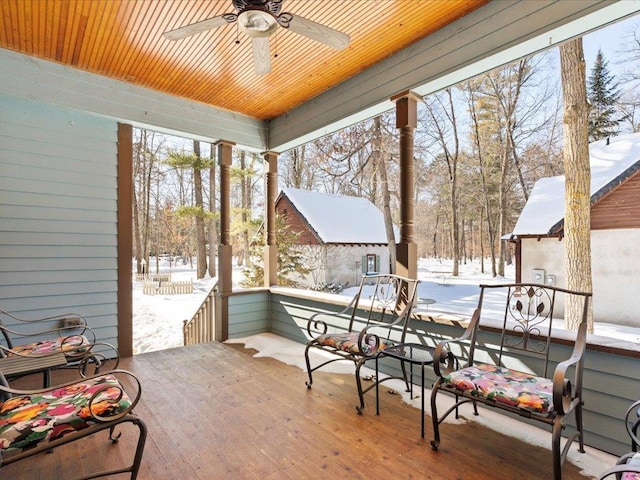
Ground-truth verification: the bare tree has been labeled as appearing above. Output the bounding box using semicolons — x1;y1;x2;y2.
559;38;593;332
192;141;207;278
372;116;397;272
133;129;164;273
208;144;218;277
424;88;462;275
165;142;212;278
464;81;497;275
281;144;318;190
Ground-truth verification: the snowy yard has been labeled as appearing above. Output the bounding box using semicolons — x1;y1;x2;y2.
134;257;639;354
133;257;505;354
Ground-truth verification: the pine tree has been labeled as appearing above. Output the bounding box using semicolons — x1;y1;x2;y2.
587;49;621;141
241;215;311;287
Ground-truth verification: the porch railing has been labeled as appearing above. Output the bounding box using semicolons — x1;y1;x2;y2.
183;281;217;346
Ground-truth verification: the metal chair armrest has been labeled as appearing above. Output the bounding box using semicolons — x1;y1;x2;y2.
626;399;640;448
0;322;96;343
432;308;480;379
306;292;360;337
552;321;587;416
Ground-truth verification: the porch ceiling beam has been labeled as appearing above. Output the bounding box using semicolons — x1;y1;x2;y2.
0;49;268;151
268;0;640;152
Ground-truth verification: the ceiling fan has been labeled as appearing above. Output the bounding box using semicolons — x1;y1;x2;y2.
164;0;351;75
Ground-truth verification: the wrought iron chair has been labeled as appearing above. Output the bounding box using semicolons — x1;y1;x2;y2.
599;399;640;479
304;273;420;414
0;308;120;383
430;283;591;480
0;369;147;479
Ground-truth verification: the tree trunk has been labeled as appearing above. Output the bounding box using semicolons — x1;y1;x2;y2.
193;141;207;279
142;132;153;272
497;144;509;277
372;116;396;273
208;144;218;277
236;151;249;267
466;86;497;277
559;38;593;332
432;214;439;259
479;209;485;274
244;154;256;269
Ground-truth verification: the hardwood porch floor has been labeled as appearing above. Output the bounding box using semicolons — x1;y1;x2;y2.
3;341;599;479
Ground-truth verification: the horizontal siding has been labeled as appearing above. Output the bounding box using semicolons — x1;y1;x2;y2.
227;292;270;339
0;94;119;349
270;295;343;344
0;231;116;247
592;170;640;229
267;291;639;457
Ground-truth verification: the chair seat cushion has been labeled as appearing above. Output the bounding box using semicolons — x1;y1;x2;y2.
444;364;554;415
622;452;640;479
0;374;132;452
10;335;90;357
315;332;393;356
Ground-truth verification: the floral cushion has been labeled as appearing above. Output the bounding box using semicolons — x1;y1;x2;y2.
10;335;90;357
622;452;640;480
444;364;554;415
316;332;393;356
0;374;131;452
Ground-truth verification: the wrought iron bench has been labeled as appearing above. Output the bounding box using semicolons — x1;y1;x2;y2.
0;369;147;479
0;308;120;384
430;283;591;480
599;399;640;479
304;273;420;414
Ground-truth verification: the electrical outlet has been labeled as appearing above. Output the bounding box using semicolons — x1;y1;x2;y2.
532;268;545;284
60;316;85;328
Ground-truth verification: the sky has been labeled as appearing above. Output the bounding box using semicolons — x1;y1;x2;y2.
583;10;639;74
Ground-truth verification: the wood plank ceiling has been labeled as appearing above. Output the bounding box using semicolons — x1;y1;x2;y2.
0;0;489;120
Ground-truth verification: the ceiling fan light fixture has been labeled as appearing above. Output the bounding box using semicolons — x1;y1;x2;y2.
237;10;278;38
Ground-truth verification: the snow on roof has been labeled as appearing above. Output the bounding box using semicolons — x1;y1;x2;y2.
279;188;391;244
512;133;640;236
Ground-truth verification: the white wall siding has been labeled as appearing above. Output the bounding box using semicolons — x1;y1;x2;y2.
520;230;640;327
326;245;390;287
591;229;640;327
294;244;390;288
0;94;119;347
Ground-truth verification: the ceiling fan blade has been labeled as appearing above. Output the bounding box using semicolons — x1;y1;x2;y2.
251;36;271;75
286;15;350;50
164;15;230;41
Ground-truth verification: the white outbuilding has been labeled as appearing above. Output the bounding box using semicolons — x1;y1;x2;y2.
510;133;640;327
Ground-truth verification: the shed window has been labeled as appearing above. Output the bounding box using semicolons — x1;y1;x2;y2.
362;254;379;274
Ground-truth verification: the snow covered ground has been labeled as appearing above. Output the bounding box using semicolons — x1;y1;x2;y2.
133;260;218;354
134;256;640;353
133;257;506;354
